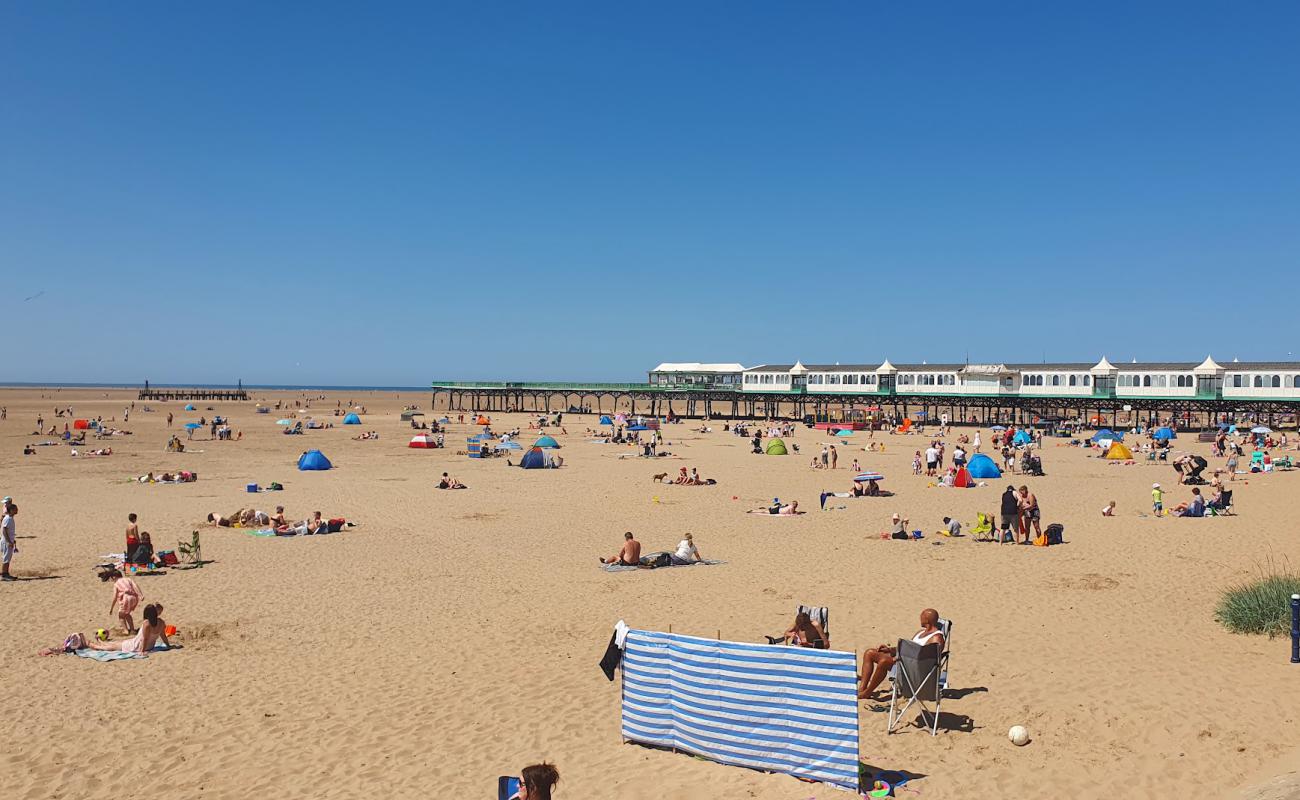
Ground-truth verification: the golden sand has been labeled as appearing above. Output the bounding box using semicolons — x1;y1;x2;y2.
0;387;1297;799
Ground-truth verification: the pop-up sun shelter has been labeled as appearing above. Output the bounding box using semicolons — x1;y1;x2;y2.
1105;442;1134;460
297;450;333;470
1153;427;1176;440
599;415;613;425
519;447;549;469
966;453;1001;478
1012;430;1033;446
342;413;362;425
73;419;90;430
184;404;196;411
475;415;490;426
953;467;974;488
408;434;436;449
533;435;560;449
765;438;788;455
1092;429;1123;442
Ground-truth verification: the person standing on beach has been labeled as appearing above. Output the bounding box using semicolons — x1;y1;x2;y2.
999;486;1018;542
829;445;838;469
974;430;982;452
166;412;173;428
1018;485;1041;543
2;502;17;581
820;445;829;468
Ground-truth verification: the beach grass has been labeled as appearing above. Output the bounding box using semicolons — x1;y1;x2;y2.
1216;561;1300;637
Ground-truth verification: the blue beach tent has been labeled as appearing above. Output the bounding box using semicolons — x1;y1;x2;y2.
297;450;332;471
342;412;362;425
1012;430;1033;446
1091;429;1123;442
520;447;548;469
533;435;560;449
1153;427;1176;440
966;453;1002;479
599;415;613;425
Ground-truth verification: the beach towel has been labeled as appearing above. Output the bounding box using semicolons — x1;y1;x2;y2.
602;559;723;573
74;649;145;661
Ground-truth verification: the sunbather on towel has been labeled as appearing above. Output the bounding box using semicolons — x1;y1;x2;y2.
783;611;828;649
858;608;944;700
437;472;466;489
42;603;170;656
747;499;801;515
599;531;641;566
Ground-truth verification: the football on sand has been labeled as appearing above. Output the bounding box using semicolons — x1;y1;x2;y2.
1009;725;1030;746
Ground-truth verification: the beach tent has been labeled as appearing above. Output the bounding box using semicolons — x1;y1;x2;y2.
475;415;490;426
966;454;1001;479
519;447;548;469
897;419;912;433
73;419;90;430
627;424;648;432
533;435;560;449
1105;442;1134;460
1153;427;1176;440
342;413;362;425
297;450;333;470
953;467;974;488
1012;430;1033;446
495;440;522;451
599;415;613;425
765;438;788;456
400;410;424;421
834;429;854;437
1091;429;1124;442
184;404;196;411
408;434;436;449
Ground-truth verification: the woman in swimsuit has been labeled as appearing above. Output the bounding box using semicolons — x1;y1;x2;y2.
783;611;828;649
58;604;171;655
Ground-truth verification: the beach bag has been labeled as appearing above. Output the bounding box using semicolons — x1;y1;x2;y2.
159;550;178;566
268;482;283;491
643;552;673;568
1045;523;1064;545
1033;533;1048;547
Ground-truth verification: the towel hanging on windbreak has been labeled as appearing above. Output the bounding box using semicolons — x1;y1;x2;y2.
599;620;629;681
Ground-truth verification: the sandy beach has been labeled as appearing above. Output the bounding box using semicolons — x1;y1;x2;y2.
1;386;1298;799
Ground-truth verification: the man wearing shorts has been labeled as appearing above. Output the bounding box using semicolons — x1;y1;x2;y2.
1;501;17;581
999;486;1018;542
1018;485;1042;543
925;445;939;477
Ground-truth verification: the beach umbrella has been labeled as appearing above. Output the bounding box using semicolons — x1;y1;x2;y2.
853;472;885;482
408;434;436;449
184;422;203;430
1251;426;1272;434
914;411;928;417
991;425;1006;431
276;419;293;425
835;429;854;437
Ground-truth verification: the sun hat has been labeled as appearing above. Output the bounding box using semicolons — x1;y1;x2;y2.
1152;483;1160;488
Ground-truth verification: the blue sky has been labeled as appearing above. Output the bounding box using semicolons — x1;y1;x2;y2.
3;2;1298;384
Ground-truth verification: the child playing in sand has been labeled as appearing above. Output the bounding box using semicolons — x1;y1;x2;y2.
1152;483;1163;515
1101;500;1116;517
912;451;922;475
103;567;142;634
851;458;860;473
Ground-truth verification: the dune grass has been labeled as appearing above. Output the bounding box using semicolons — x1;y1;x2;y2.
1216;563;1300;637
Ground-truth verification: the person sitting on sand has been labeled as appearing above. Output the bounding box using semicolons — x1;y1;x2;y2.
672;532;702;564
675;466;689;484
103;567;142;634
128;531;157;566
600;532;641;566
269;506;290;530
889;512;910;539
939;516;961;537
508;763;560;800
1173;487;1206;517
437;472;466;489
782;611;828;649
46;603;171;656
1101;500;1117;517
865;479;881;497
858;608;945;699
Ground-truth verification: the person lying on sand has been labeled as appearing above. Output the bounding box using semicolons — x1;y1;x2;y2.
437;472;466;489
747;500;801;515
858;608;944;700
41;603;170;656
599;532;641;566
783;611;828;649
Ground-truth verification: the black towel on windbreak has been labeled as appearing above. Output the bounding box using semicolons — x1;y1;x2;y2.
599;630;622;681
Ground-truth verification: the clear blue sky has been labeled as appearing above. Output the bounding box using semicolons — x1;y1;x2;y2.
3;2;1298;385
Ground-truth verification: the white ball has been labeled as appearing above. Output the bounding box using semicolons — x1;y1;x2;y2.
1008;725;1030;746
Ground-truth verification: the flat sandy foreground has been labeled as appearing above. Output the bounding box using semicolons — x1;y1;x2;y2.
1;387;1298;800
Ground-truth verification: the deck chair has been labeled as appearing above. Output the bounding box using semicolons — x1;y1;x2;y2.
1209;490;1234;516
887;618;951;736
971;513;994;541
176;530;202;566
497;776;521;799
765;605;829;648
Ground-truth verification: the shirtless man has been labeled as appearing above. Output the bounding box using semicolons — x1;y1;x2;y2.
1018;485;1041;543
600;532;641;566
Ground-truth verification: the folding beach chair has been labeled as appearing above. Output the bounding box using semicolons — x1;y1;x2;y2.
765;605;829;648
176;530;202;566
887;618;951;736
971;513;995;541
